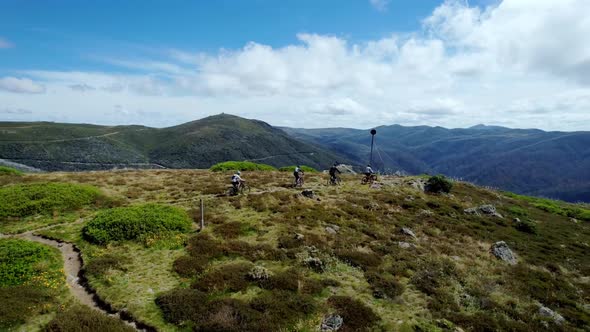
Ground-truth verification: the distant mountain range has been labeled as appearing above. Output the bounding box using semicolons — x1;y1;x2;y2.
282;124;590;202
1;114;589;202
0;114;343;171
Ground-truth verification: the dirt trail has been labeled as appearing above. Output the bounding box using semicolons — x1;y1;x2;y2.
2;224;156;331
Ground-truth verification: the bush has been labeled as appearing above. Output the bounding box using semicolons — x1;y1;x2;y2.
156;289;209;325
514;220;538;234
364;270;404;299
44;305;135;332
173;255;209;277
192;261;254;292
0;166;23;176
425;175;453;194
411;258;458;295
278;165;318;173
327;296;380;331
0;183;103;218
335;249;382;271
210;161;276;172
0;285;53;329
0;239;54;287
82;204;191;245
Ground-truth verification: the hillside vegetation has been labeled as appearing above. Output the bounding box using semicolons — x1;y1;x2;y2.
0;169;588;331
0;114;344;171
283;124;590;203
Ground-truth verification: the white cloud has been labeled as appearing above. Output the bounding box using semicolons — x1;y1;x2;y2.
2;0;590;131
0;77;45;94
0;37;13;49
370;0;390;12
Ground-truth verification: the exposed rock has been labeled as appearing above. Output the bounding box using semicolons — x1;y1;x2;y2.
304;257;326;273
336;164;356;174
418;209;434;217
513;217;521;223
408;179;426;191
400;227;417;239
328;224;340;232
490;241;517;265
248;266;270;281
398;242;416;249
302;190;314;198
570;218;579;224
320;314;343;331
294;233;305;240
370;183;381;189
465;204;503;218
539;306;565;325
325;227;338;235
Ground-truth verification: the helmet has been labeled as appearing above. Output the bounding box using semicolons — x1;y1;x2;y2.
237;171;241;175
297;165;301;168
333;162;338;166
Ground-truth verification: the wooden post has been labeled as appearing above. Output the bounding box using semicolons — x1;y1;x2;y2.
200;199;205;230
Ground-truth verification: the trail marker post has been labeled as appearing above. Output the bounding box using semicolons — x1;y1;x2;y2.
200;199;205;230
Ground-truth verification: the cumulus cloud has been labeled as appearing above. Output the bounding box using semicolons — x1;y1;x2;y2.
4;0;590;130
370;0;390;12
0;37;14;49
0;77;45;94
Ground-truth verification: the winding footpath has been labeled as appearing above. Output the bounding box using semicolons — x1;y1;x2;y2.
1;223;156;332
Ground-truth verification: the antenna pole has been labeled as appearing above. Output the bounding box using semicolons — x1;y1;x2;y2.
370;129;377;166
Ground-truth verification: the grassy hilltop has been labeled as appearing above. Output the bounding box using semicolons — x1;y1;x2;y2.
0;169;589;331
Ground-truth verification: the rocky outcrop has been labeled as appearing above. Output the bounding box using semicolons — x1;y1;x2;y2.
539;306;565;325
320;314;343;331
248;266;270;281
400;227;417;239
490;241;517;265
465;204;503;218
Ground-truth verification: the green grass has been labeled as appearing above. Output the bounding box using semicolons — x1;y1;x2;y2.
505;192;590;221
210;161;277;172
0;239;66;330
82;203;192;245
0;166;24;176
0;182;104;219
278;165;318;173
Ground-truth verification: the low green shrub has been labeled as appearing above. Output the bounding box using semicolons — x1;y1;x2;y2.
327;296;380;331
0;285;53;329
0;239;54;287
173;255;209;277
156;288;209;325
508;206;528;217
0;183;103;218
82;204;191;245
44;305;135;332
249;290;317;328
278;165;318;173
425;175;453;194
364;270;404;299
514;220;538;234
411;258;458;295
210;161;276;172
192;261;253;292
335;249;382;271
0;166;23;176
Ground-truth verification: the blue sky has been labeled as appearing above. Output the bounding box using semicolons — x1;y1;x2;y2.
1;0;589;130
0;0;447;72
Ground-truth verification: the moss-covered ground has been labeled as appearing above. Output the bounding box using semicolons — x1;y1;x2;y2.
1;169;589;331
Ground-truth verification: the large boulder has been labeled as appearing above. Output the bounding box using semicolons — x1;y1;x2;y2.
320;314;344;331
465;204;503;218
490;241;517;265
539;306;565;325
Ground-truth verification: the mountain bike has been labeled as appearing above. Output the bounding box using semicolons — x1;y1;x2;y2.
228;181;250;196
361;173;377;185
294;172;304;188
327;175;341;186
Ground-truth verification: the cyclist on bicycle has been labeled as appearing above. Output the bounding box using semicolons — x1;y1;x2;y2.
231;171;245;192
365;164;374;177
329;163;341;184
294;165;304;185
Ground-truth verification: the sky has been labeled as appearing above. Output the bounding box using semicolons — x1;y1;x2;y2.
1;0;589;131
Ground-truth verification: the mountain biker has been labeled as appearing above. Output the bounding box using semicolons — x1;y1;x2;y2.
365;164;374;177
231;171;245;192
329;163;341;183
294;165;304;185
